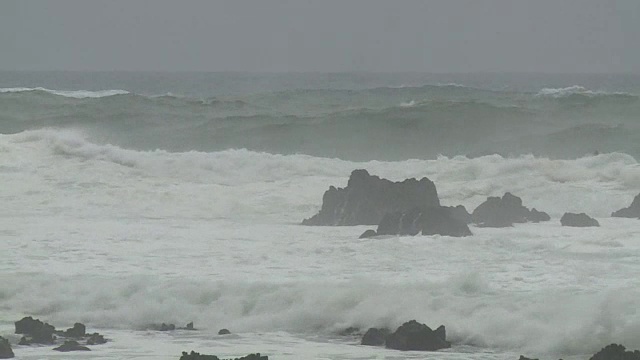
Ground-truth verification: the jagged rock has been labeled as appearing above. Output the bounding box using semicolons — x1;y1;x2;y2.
359;229;377;238
218;329;231;335
53;340;90;352
422;206;473;237
472;193;549;227
14;316;56;344
385;320;450;351
361;327;390;346
179;351;268;360
303;169;440;226
612;194;640;218
64;323;86;338
560;212;599;227
0;336;14;359
589;343;640;360
86;333;107;345
433;325;446;342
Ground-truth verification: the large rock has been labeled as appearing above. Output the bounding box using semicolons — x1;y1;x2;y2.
303;169;440;226
361;327;390;346
63;323;86;338
0;336;14;359
612;193;640;218
472;193;550;227
589;343;640;360
14;316;56;344
560;212;599;227
376;206;472;237
385;320;450;351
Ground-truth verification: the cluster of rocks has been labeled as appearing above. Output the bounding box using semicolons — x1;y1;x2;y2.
0;316;108;356
304;170;640;236
360;320;450;351
146;322;197;331
179;351;267;360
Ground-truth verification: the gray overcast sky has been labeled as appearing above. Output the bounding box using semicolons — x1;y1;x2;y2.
1;0;638;73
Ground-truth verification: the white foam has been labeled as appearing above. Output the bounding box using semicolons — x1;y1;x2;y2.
0;87;129;98
536;86;633;98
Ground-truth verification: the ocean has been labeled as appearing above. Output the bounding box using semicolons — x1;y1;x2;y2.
1;71;640;359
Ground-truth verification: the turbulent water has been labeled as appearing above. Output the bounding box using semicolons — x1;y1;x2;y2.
1;72;640;359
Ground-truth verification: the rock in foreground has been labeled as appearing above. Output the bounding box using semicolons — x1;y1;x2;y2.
385;320;450;351
14;316;56;344
611;193;640;218
303;169;440;226
472;192;550;227
53;340;91;352
560;212;599;227
0;336;14;359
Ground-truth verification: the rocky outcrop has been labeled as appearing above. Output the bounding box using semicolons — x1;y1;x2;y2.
146;322;195;331
589;344;640;360
303;169;440;226
385;320;450;351
611;194;640;218
361;328;390;346
53;340;90;352
0;336;14;359
472;193;550;227
15;316;56;344
63;323;86;338
560;212;599;227
179;351;268;360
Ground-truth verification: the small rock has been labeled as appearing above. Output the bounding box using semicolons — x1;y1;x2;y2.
64;323;86;338
218;329;231;335
53;340;91;352
385;320;450;351
359;229;377;238
560;212;599;227
86;333;107;345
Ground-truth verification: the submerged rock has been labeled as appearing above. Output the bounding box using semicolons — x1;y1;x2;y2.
217;329;231;335
385;320;450;351
560;212;599;227
53;340;90;352
589;343;640;360
179;351;268;360
472;193;550;227
86;333;107;345
0;336;14;359
303;169;440;226
611;193;640;218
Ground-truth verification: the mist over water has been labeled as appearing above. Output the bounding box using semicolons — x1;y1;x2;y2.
2;72;640;359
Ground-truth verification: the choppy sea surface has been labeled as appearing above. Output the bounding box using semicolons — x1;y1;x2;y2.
1;72;640;359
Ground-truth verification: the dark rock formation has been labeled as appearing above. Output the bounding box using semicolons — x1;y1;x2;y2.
518;356;539;360
14;316;56;344
359;229;378;238
385;320;450;351
560;212;599;227
0;336;14;359
53;340;90;352
472;193;550;227
589;343;640;360
179;351;268;360
611;194;640;218
361;327;390;346
63;323;86;338
376;206;472;237
303;169;440;226
218;329;231;335
443;205;472;224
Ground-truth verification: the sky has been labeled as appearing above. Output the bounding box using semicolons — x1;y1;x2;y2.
1;0;638;73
